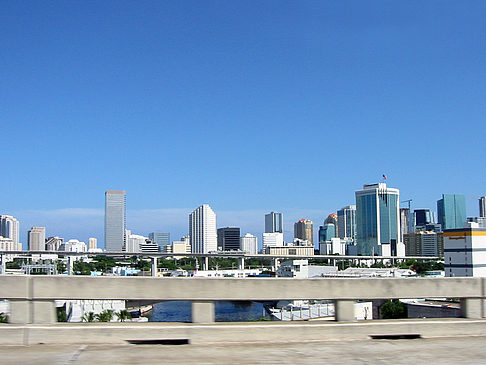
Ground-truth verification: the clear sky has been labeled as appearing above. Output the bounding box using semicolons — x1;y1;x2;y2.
1;1;485;248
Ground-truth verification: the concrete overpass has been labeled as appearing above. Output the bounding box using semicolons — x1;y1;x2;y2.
0;250;440;274
0;275;484;345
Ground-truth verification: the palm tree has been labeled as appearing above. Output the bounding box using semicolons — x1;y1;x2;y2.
82;311;96;322
95;309;114;322
116;309;131;322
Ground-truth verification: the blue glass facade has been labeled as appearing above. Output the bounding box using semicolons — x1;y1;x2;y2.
355;184;400;256
437;194;466;230
318;223;336;244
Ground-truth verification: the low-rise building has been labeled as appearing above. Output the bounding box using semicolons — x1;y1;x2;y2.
444;223;486;277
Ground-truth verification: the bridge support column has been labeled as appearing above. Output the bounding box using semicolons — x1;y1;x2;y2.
192;301;215;323
203;257;209;271
9;300;57;324
461;298;484;319
334;300;355;322
151;257;158;277
272;258;280;272
67;256;74;275
238;257;245;270
0;254;5;274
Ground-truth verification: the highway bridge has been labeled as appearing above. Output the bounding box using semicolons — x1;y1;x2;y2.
0;250;441;275
0;275;484;346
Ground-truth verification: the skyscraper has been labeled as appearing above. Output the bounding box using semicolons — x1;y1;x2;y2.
217;227;241;251
265;212;283;233
479;196;486;218
88;237;98;250
294;219;313;246
240;233;258;254
355;183;403;256
28;227;46;251
437;194;466;230
104;190;126;251
148;232;170;251
0;215;19;248
189;204;217;253
337;206;356;240
399;208;410;242
318;223;336;243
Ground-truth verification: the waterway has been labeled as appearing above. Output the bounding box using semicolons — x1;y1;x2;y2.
148;301;267;322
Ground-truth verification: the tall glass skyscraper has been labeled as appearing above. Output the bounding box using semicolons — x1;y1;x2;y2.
337;206;356;240
355;183;403;256
104;190;126;251
437;194;466;230
265;212;283;233
148;232;170;252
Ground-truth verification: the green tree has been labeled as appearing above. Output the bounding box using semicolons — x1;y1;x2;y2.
82;312;96;322
116;309;131;322
0;312;8;323
381;300;407;319
96;309;114;322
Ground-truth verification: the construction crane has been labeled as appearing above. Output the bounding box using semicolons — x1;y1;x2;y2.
401;199;412;210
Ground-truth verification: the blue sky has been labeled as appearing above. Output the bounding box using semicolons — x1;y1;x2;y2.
1;1;485;248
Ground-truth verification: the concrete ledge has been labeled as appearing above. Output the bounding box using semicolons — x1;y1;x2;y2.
2;319;486;346
26;276;485;301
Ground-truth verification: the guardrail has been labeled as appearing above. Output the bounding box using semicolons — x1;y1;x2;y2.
1;276;484;324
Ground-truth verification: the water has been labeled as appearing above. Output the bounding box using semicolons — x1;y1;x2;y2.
148;301;267;322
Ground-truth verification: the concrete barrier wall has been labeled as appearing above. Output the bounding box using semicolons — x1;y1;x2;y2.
2;276;482;301
1;276;485;324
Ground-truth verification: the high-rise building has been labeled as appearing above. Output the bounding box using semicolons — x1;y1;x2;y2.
265;212;283;233
437;194;466;230
404;231;444;257
337;206;356;240
294;219;313;246
262;232;284;248
318;224;336;244
240;233;258;255
148;232;170;252
28;227;46;251
104;190;126;251
399;208;410;241
217;227;241;251
414;209;432;228
355;183;404;256
0;215;20;248
189;204;217;253
46;236;63;251
88;237;98;250
479;196;486;218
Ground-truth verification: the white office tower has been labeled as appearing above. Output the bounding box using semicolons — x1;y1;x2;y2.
262;232;284;249
240;233;258;254
46;236;63;251
125;231;147;253
265;212;283;233
88;237;98;250
189;204;217;253
104;190;126;251
0;215;20;247
444;223;486;277
337;205;356;240
28;227;46;251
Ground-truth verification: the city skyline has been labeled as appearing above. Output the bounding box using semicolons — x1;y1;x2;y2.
4;183;485;251
1;2;485;249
